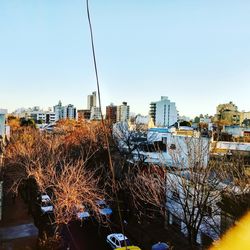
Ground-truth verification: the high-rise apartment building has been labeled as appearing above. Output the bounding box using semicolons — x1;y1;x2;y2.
150;96;178;127
117;102;130;122
62;104;76;120
53;101;76;121
54;100;63;121
106;103;117;123
87;91;96;110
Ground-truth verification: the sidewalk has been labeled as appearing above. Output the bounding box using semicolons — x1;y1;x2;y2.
0;189;38;250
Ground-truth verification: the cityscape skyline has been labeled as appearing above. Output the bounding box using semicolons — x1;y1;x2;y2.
4;95;249;119
1;0;250;117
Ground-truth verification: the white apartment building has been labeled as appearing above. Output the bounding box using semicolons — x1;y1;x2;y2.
90;106;102;120
54;101;76;121
62;104;76;120
47;112;56;123
117;102;130;122
150;96;178;127
54;101;63;121
30;111;56;124
30;111;46;123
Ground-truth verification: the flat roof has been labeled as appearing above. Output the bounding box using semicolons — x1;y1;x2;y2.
148;128;169;133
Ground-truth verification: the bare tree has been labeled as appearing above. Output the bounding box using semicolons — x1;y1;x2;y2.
120;135;250;248
112;122;148;164
3;122;112;248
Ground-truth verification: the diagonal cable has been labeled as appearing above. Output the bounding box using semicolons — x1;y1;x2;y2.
85;0;127;246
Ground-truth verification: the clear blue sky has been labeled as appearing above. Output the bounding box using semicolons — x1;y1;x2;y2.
0;0;250;118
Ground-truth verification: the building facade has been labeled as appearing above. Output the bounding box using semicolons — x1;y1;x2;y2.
90;106;102;120
240;111;250;126
106;104;117;123
87;91;96;110
0;109;7;138
150;96;178;127
54;101;76;121
116;102;130;122
30;111;56;124
54;100;63;121
215;102;240;125
62;104;76;120
166;171;221;246
77;109;91;120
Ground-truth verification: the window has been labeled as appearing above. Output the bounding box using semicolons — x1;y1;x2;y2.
110;237;116;245
121;239;131;247
114;239;119;247
162;137;167;144
41;200;52;207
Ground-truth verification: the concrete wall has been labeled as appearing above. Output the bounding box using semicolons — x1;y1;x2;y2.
155;97;178;127
145;132;210;168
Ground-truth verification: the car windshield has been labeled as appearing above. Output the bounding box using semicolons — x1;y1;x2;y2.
41;201;52;207
120;239;131;247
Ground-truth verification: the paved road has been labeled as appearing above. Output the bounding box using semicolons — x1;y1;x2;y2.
62;221;112;250
0;223;38;241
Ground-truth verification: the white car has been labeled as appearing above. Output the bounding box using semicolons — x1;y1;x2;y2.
76;204;90;220
40;194;53;214
106;233;131;249
96;200;112;216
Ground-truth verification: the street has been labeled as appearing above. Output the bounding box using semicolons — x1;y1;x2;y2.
62;220;112;250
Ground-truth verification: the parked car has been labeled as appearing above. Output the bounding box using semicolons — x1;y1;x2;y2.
40;193;53;214
106;233;131;249
96;199;112;217
76;204;90;220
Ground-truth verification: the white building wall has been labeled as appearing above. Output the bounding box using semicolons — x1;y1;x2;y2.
117;103;130;122
66;105;76;119
48;113;56;123
90;107;102;120
58;105;76;120
54;104;62;121
166;172;221;245
62;106;67;119
30;111;56;124
143;132;210;168
223;126;244;137
155;97;178;127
